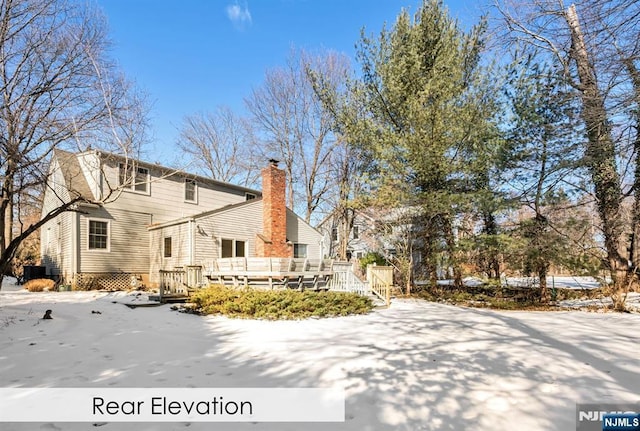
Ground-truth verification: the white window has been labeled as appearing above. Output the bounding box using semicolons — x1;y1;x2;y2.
294;244;307;258
118;163;150;194
88;219;110;251
221;239;246;258
134;167;149;193
185;179;197;202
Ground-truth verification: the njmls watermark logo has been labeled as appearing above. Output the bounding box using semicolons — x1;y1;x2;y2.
576;404;640;431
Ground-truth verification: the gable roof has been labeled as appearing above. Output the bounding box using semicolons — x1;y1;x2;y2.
148;198;262;230
147;198;323;238
52;149;261;201
95;150;261;196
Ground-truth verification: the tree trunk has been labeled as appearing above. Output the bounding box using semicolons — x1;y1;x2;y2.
422;226;439;288
538;263;549;304
565;5;629;308
0;161;15;279
622;58;640;282
442;216;463;288
483;211;501;279
337;211;352;261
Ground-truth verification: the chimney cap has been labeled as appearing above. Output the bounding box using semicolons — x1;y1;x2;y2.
268;158;280;166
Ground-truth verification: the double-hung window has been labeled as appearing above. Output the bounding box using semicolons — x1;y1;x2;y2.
119;163;149;194
134;167;149;192
88;220;109;251
185;179;197;203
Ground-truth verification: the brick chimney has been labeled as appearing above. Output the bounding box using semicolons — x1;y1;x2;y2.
256;159;291;257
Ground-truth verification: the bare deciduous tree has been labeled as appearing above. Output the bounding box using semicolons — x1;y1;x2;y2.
0;0;147;284
177;106;261;187
245;48;350;223
497;0;640;308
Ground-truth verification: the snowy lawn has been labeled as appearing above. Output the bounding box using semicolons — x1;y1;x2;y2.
1;279;639;431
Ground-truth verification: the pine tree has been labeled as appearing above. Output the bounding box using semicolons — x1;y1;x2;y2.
345;0;499;286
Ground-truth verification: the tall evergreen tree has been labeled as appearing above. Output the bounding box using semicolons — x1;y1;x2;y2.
340;0;499;286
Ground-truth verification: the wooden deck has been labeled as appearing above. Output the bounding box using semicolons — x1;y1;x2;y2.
154;259;392;307
204;257;334;290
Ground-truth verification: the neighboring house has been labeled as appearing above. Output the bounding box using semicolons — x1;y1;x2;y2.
318;211;376;261
40;150;324;289
319;206;426;277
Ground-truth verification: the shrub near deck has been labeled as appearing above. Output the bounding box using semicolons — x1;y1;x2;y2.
190;285;373;320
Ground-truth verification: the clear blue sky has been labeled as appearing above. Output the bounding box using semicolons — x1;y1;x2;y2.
98;0;488;164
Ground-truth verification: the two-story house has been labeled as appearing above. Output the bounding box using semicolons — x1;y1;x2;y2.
40;150;324;289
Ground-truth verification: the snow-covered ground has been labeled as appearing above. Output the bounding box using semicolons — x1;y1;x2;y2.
434;275;607;289
503;276;606;289
1;279;639;431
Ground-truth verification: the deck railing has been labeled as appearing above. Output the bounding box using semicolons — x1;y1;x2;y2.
368;265;393;308
204;257;333;290
157;259;384;303
327;262;370;295
159;265;203;300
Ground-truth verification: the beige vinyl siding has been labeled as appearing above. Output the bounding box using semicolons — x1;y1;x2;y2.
41;218;64;275
41;159;74;277
55;211;74;278
148;221;195;286
285;209;322;259
78;207;151;273
100;160;251;224
157;201;323;270
193;200;263;265
158;223;192;268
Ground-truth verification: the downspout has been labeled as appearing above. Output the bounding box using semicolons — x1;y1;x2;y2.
188;219;194;266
